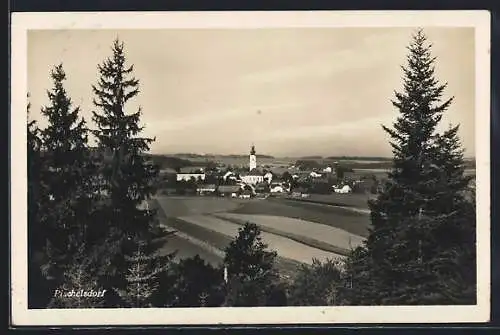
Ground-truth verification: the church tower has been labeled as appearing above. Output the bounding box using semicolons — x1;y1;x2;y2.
249;144;257;171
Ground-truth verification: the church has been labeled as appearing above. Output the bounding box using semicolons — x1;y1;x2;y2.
240;145;265;185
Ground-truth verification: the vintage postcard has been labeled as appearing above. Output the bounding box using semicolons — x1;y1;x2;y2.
10;11;490;326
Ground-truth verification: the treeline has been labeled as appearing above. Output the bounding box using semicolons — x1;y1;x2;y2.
28;30;476;308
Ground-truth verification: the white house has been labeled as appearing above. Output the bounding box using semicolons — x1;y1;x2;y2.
334;185;352;194
323;166;333;173
270;181;289;193
270;184;285;193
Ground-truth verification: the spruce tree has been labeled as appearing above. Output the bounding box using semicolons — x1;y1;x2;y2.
38;64;92;283
91;39;159;240
91;39;170;297
422;125;476;303
48;244;105;309
346;29;476;305
115;239;171;307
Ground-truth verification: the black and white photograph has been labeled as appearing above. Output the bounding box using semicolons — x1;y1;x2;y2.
10;11;490;325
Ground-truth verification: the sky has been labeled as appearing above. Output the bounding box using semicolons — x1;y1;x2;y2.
27;28;475;157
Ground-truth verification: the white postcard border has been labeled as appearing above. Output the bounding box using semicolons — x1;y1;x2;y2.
10;10;491;326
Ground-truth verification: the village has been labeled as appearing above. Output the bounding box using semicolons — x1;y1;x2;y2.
156;145;383;200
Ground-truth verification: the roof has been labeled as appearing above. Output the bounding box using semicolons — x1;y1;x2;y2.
217;185;241;193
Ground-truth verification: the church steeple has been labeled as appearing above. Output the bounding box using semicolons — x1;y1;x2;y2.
249;144;257;171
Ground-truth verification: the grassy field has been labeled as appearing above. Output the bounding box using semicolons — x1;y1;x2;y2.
152;196;243;217
231;198;371;238
167;216;303;278
178;214;343;264
212;213;364;251
150;198;303;277
211;213;359;256
150;198;225;266
284;193;373;209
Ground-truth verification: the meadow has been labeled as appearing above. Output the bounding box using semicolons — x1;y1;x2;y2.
178;214;343;264
149;197;304;277
283;193;373;209
211;213;363;256
232;198;371;238
149;195;371;278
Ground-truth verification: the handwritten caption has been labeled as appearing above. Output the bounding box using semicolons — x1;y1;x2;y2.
53;289;107;298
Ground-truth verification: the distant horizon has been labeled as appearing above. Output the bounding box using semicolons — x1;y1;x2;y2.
156;151;476;160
